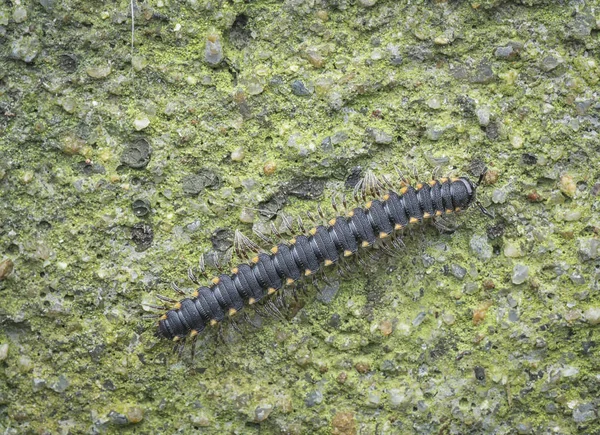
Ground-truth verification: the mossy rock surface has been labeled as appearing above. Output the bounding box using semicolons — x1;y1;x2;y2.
1;0;599;433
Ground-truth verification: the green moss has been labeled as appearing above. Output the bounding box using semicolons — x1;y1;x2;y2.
1;0;599;433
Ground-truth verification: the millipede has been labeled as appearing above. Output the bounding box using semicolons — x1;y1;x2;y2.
155;170;489;353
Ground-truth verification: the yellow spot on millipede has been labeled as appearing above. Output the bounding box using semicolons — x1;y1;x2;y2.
446;209;453;214
399;187;408;194
270;246;278;254
160;314;167;320
228;308;237;317
394;224;403;230
423;212;431;219
268;287;277;295
211;277;220;285
174;302;182;309
379;232;389;238
231;267;239;274
329;218;336;226
361;241;370;247
324;259;334;266
347;211;354;218
286;278;295;285
409;217;419;224
436;210;443;216
416;183;423;189
192;290;199;297
305;269;312;276
309;228;317;235
190;329;198;337
251;256;259;264
365;201;372;209
248;298;256;305
429;180;437;187
344;250;353;257
210;319;218;326
383;194;390;201
455;207;461;212
289;238;296;245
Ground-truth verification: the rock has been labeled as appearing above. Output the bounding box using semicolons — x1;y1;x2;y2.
583;307;600;325
305;390;323;407
120;138;152;169
572;403;596;423
0;343;8;361
512;264;529;285
10;36;40;63
291;80;311;96
366;128;392;144
476;106;491;126
181;170;220;195
470;234;493;260
578;238;599;262
205;33;223;66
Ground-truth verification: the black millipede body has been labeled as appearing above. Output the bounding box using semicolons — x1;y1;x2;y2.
157;176;478;342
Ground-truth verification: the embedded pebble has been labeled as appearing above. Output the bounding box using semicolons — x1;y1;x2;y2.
304;390;323;407
86;65;112;78
583;307;600;325
254;404;273;422
316;281;339;304
476;107;491;126
470;234;493;260
133;117;150;131
578;238;599;261
291;80;311;96
239;208;255;223
231;148;245;161
13;6;27;22
0;259;14;280
450;264;467;280
10;36;40;63
366;127;392;144
491;188;508;204
573;403;596;423
512;264;529;285
131;199;151;217
50;374;70;393
0;343;8;361
504;242;522;258
126;407;144;424
541;55;560;72
108;410;129;425
425;124;446;140
120;139;151;169
205;33;223;66
412;311;426;326
559;174;576;197
181;171;219;195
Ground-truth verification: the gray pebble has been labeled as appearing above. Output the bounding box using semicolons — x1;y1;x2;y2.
305;390;323;407
291;80;311;96
181;171;220;195
470;63;495;84
412;311;426;326
205;35;223;66
476;107;491;126
366;127;392;144
450;264;467;280
470;234;493;261
50;374;70;393
11;36;40;63
426;124;446;141
108;410;129;425
132;199;151;217
316;281;339;304
577;238;599;262
120;139;152;169
541;55;560;72
572;403;597;423
512;264;529;285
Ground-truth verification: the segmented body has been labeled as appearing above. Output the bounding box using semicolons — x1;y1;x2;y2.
158;176;477;341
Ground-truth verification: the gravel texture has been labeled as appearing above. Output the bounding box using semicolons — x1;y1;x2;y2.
0;1;599;434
